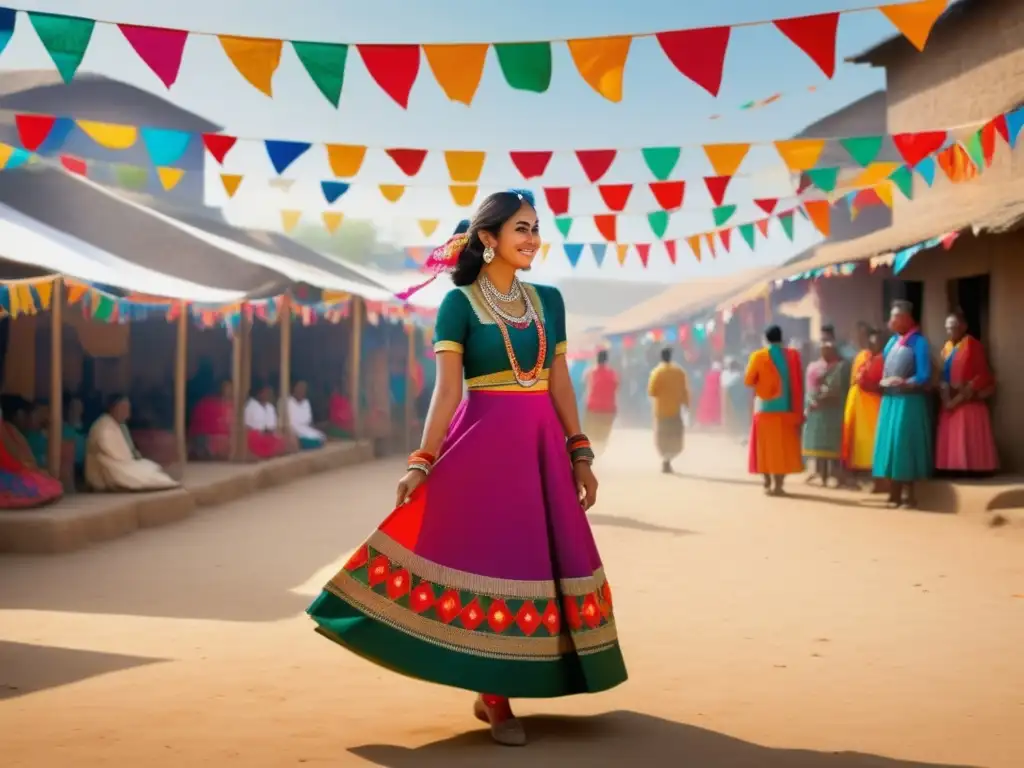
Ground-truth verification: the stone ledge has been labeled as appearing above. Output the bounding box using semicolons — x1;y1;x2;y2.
916;476;1024;515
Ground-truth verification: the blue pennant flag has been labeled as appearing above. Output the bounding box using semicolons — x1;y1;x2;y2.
563;243;584;267
264;140;312;174
590;243;607;267
0;8;15;57
1006;107;1024;149
141;127;192;167
915;157;936;187
321;180;350;204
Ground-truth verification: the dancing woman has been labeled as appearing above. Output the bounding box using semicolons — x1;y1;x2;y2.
307;191;628;746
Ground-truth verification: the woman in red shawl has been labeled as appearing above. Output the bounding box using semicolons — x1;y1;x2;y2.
936;312;998;472
188;380;234;460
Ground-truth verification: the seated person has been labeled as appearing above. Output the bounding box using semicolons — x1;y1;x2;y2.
244;385;291;460
23;401;79;490
327;385;355;439
189;380;233;460
85;394;179;492
0;406;63;508
287;380;325;450
63;396;87;470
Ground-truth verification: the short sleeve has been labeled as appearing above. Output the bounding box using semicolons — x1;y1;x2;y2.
432;289;470;354
910;335;932;385
543;286;568;356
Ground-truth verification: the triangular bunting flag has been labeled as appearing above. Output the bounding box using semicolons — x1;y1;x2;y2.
220;173;243;198
649;180;685;210
564;243;584;267
685;235;702;262
703;143;750;177
576;149;617;182
704;175;731;206
755;198;778;215
773;13;839;78
386;148;428;177
510;150;552;179
739;223;756;251
379;184;406;203
712;204;736;227
756;218;771;238
140;127;191;166
281;210;302;233
555;217;573;238
980;118;1002;167
962;131;986;172
806;166;840;193
635;243;651;268
655;27;730;96
0;144;29;170
779;211;795;241
77;120;137;150
892;131;947;167
647;210;669;239
268;178;295;193
265;140;311;174
15;115;56;152
915;156;937;186
321;180;350;204
774;138;826;171
59;154;87;176
28;12;95;83
719;228;732;253
449;185;478;207
598;183;632;212
357;44;420;108
156;166;184;191
874;182;895;209
540;243;551;261
567;36;631;102
594;214;617;242
840;135;884;167
803;200;831;237
118;24;188;88
1006;107;1024;148
0;9;15;59
704;232;717;258
664;240;677;265
642;147;681;181
219;35;283;96
879;0;946;52
292;41;348;107
423;44;488;105
322;212;344;234
418;219;439;237
494;42;552;93
326;144;367;177
591;243;608;267
202;133;238;165
444;150;486;183
544;187;570;216
615;244;629;266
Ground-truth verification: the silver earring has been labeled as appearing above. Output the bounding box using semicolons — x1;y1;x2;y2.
483;246;495;264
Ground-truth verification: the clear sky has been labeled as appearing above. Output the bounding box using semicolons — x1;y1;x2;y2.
1;0;903;284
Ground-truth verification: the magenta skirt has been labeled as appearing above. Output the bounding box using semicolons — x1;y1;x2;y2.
936;401;999;472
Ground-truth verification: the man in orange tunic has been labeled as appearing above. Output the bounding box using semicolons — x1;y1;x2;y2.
744;325;804;496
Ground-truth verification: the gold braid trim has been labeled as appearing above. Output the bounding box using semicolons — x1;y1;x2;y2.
434;340;464;354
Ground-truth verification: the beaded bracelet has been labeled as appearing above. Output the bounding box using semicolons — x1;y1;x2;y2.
408;462;432;476
570;447;596;465
407;450;437;476
566;433;590;452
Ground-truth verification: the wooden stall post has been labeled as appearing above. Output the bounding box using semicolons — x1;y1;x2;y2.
278;293;292;432
404;323;415;452
174;301;188;471
349;297;363;439
47;277;63;481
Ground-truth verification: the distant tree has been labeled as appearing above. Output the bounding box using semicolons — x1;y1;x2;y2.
293;219;408;271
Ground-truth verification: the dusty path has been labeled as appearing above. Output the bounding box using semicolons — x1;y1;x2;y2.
1;431;1021;767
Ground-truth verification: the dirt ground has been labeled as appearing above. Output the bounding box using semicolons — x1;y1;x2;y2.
0;431;1021;768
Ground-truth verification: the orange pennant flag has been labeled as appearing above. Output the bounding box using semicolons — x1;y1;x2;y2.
423;44;488;105
450;184;478;207
326;144;367;177
774;138;826;171
874;182;895;209
615;243;629;265
879;0;946;52
851;162;902;189
567;36;632;102
703;143;751;177
156;166;184;191
686;235;702;262
540;243;551;261
418;219;440;237
444;150;486;183
220;173;243;198
704;232;717;258
803;200;831;237
281;209;302;233
219;35;283;96
322;212;344;234
379;184;406;203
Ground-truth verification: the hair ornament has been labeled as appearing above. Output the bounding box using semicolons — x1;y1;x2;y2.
395;233;470;302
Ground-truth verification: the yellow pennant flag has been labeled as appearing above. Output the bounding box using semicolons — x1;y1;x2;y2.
423;44;488;105
77;120;138;150
615;243;629;266
379;184;406;203
326;144;367;177
874;182;895;209
774;139;826;171
219;35;283;96
0;143;14;168
220;173;243;198
322;212;344;234
703;143;751;177
444;150;486;183
156;166;185;191
686;235;702;262
65;281;89;304
280;210;302;232
852;162;902;189
540;243;551;262
567;36;632;103
418;219;440;237
449;184;478;207
880;0;947;52
34;279;54;310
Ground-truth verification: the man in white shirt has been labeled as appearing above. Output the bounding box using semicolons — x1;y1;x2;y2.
244;384;290;459
287;380;326;450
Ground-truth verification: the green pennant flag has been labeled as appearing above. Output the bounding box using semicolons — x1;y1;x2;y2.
888;165;914;200
29;12;95;83
806;166;840;193
712;204;737;227
739;222;756;250
91;292;115;322
647;210;669;239
292;41;348;107
555;216;573;238
494;42;552;93
779;211;795;241
840;136;883;167
962;131;986;171
114;164;149;191
641;147;681;181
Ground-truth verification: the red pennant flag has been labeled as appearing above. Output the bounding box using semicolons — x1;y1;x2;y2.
575;149;617;182
60;154;88;176
940;232;960;250
509;150;553;179
118;24;189;88
704;175;731;206
796;174;813;195
635;243;651;268
774;13;840;78
594;214;617;242
756;218;771;238
16;114;56;151
385;148;428;176
202;133;238;165
358;44;420;108
665;240;677;265
598;183;633;212
755;198;778;215
655;26;730;97
543;187;570;216
719;228;732;252
980;117;1006;166
649;180;685;210
892;131;947;167
989;113;1010;145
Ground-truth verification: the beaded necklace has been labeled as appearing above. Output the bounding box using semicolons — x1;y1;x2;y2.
476;279;547;388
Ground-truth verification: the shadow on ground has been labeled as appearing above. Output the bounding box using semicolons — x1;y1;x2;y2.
351;711;977;768
0;641;167;700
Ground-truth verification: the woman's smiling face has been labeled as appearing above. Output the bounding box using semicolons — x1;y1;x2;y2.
493;202;540;270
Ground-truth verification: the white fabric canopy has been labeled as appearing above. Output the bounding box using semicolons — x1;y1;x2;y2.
0;201;245;303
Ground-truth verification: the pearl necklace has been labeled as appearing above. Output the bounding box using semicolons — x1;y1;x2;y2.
479;276;531;329
480;274;522;303
476;281;547;388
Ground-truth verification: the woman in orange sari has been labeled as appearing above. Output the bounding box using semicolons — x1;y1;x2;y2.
842;328;885;487
0;404;63;509
189;380;234;460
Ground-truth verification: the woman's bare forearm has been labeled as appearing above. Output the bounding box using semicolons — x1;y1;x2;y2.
549;356;582;438
418;353;464;456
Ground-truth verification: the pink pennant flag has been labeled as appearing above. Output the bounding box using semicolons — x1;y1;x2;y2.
119;25;189;88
